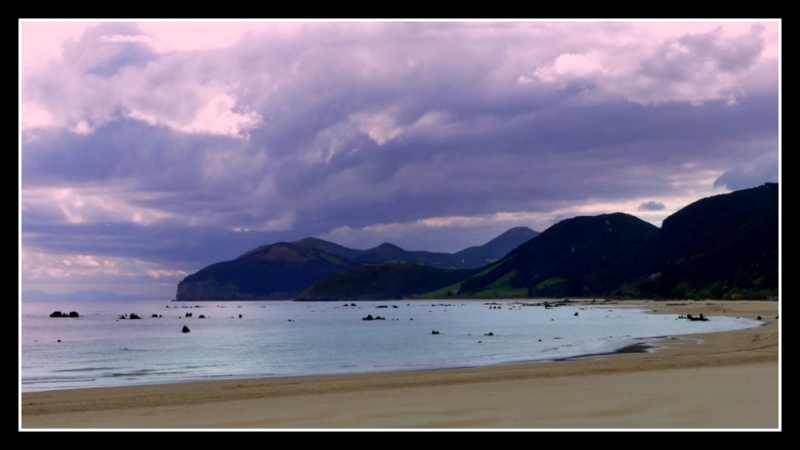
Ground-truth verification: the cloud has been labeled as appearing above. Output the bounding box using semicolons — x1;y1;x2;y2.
20;21;779;297
531;52;606;86
713;150;779;190
122;78;263;139
638;201;666;211
22;22;262;139
527;23;769;106
146;269;188;279
22;186;177;226
350;108;405;145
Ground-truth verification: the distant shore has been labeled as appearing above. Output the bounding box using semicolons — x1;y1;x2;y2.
21;300;780;429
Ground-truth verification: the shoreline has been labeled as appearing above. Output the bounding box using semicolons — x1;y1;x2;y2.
20;300;780;429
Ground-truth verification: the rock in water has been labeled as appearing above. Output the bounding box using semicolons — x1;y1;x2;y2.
182;325;190;333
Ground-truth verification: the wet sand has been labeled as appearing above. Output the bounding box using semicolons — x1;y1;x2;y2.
20;300;780;429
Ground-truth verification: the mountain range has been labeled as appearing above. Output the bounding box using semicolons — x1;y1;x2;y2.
178;183;778;301
302;183;779;301
176;227;539;300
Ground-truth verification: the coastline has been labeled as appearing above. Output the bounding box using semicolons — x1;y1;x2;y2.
20;300;780;429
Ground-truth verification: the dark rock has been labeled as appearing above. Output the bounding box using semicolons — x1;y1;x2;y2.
50;311;64;317
182;325;190;333
129;313;141;320
574;312;579;316
362;315;374;321
198;315;206;319
431;330;440;334
485;332;494;336
757;315;762;320
686;314;709;322
239;314;242;318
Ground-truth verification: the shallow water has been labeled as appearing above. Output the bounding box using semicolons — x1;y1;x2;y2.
20;300;762;392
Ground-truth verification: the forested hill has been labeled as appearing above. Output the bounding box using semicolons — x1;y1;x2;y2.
175;227;538;300
450;183;778;299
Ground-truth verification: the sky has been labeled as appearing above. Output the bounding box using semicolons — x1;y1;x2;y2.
19;20;780;299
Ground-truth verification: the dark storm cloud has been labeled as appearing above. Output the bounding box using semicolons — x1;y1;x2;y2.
713;151;779;191
638;201;666;212
22;221;298;269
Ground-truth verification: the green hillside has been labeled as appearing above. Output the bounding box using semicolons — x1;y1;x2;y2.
453;183;778;300
300;263;474;300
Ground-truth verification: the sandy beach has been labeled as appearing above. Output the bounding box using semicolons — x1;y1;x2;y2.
20;300;780;430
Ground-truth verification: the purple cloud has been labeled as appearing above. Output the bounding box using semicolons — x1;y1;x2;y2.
20;21;780;297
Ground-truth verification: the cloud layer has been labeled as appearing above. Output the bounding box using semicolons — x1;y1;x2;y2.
20;21;780;297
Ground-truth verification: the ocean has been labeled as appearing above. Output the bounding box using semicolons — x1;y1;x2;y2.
20;299;763;392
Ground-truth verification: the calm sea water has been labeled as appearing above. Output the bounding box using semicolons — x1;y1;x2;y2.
20;300;763;392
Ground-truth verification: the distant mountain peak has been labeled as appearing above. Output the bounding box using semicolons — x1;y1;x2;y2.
373;242;403;250
292;237;332;246
501;226;534;233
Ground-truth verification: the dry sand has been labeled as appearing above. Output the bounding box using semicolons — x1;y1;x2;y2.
20;300;780;430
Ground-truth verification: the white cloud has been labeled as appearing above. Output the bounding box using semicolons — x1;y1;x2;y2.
147;268;188;279
21;248;188;298
23;250;130;280
526;23;770;106
69;120;94;135
20;101;56;129
350;109;405;145
101;34;159;46
124;83;263;139
532;52;607;85
22;186;177;225
21;23;263;139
